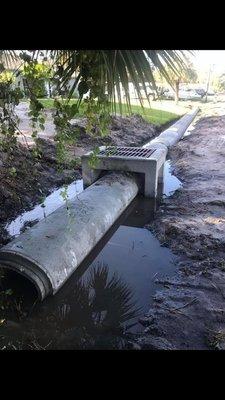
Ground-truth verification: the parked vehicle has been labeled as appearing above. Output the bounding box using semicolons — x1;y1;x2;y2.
180;89;202;100
164;88;203;101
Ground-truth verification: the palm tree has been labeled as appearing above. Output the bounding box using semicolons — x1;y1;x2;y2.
0;50;190;111
50;50;190;108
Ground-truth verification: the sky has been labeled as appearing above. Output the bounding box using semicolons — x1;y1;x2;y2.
190;50;225;75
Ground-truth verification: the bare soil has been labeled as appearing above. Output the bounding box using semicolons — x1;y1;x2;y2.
136;103;225;350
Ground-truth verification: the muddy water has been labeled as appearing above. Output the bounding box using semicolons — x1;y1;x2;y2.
183;123;195;138
0;161;182;349
6;180;84;237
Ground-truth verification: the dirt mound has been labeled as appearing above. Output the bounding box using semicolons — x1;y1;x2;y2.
71;114;158;150
0;142;79;246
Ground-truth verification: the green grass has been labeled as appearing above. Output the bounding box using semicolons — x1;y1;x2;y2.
115;103;179;125
37;98;179;126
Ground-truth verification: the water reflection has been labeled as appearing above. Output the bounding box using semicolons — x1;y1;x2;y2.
51;264;140;349
6;180;83;237
0;188;177;349
0;264;140;350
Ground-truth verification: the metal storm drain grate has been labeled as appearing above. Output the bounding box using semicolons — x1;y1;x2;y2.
98;146;156;159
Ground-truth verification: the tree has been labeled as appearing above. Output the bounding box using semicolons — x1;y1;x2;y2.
0;50;189;107
0;50;191;163
154;61;198;104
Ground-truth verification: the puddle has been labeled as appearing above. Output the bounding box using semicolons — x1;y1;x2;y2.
183;123;195;137
0;148;183;349
0;162;181;349
163;160;182;196
81;226;177;332
6;180;83;237
0;194;178;349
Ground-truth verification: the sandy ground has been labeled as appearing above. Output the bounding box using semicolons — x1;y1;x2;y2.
136;98;225;350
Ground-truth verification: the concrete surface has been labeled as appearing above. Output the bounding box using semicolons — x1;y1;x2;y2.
148;108;199;148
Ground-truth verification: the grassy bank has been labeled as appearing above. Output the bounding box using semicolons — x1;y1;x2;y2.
37;98;179;126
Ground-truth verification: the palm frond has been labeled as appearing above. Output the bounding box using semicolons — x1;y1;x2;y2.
0;50;19;69
49;49;191;112
0;49;192;112
88;264;140;326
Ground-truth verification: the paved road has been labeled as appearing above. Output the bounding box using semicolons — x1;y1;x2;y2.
15;102;56;147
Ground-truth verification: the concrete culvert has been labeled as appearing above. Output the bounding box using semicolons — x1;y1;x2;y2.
0;172;139;300
0;109;199;301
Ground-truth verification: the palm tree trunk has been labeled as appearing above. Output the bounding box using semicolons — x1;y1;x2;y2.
174;79;180;104
48;81;52;98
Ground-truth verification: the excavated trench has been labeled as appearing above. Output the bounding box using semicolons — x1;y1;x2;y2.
0;159;183;349
0;112;198;350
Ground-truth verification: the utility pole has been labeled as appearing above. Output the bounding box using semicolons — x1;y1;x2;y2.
205;64;215;102
205;65;211;103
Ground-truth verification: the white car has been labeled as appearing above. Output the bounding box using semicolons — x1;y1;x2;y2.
164;88;202;101
179;89;202;100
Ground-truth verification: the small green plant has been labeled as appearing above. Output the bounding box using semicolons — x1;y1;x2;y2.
60;185;69;210
88;147;100;169
0;70;15;84
68;157;81;169
53;98;81;166
8;167;17;177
